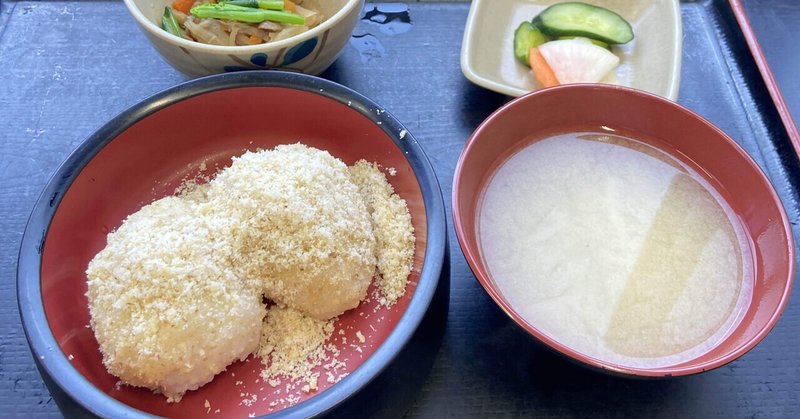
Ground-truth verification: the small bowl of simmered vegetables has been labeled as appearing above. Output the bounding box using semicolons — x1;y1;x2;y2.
123;0;364;77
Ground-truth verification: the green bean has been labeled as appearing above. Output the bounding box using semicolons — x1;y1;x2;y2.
190;3;305;25
221;0;285;10
161;7;184;38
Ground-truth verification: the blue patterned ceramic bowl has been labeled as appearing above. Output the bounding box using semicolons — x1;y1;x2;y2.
124;0;363;77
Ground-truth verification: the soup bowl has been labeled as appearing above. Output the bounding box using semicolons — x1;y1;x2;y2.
123;0;364;77
452;84;794;377
17;71;447;417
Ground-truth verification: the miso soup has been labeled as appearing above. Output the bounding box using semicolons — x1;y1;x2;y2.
478;132;753;368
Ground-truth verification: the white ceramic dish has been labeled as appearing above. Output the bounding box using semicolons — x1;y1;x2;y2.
460;0;682;100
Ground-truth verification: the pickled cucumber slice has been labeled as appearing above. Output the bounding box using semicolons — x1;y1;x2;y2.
514;21;549;66
533;2;634;45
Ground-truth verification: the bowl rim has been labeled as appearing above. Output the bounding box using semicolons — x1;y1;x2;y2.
451;83;795;377
17;71;447;418
122;0;364;54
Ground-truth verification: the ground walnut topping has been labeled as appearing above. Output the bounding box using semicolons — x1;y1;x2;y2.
86;143;415;405
349;160;415;305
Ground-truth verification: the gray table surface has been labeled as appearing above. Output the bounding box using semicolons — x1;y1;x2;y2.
2;0;800;417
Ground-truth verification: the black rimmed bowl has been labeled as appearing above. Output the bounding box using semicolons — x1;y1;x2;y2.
17;71;448;418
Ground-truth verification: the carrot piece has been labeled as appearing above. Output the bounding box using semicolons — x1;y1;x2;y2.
172;0;194;15
284;0;298;12
247;35;263;45
529;47;559;88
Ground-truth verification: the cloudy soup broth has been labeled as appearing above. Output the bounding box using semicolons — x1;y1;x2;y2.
478;132;753;368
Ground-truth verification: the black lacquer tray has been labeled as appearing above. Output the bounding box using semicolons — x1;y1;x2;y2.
1;0;798;417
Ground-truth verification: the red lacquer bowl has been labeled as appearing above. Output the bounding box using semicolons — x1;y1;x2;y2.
452;84;794;377
18;71;447;417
